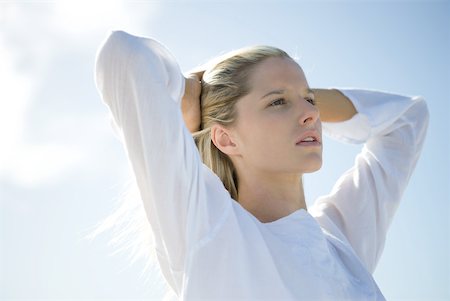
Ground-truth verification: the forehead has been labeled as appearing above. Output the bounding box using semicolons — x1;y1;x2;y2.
248;56;308;90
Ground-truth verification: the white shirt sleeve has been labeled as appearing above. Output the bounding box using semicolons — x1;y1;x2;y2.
94;31;231;293
310;88;429;273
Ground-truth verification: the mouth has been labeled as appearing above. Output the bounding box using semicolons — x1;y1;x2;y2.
295;131;322;146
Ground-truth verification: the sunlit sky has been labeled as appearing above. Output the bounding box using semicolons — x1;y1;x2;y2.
1;1;449;300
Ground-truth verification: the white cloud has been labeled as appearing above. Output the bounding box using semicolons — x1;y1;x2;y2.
52;0;126;34
8;143;85;188
0;44;33;171
0;2;158;188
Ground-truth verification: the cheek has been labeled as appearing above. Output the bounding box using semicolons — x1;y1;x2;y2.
243;119;288;156
235;119;265;151
234;108;292;156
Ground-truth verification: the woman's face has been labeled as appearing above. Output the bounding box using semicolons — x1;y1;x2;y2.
229;56;322;175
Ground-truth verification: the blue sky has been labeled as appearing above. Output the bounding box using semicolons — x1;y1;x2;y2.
0;1;448;300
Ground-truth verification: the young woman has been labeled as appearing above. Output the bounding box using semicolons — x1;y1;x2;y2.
95;30;429;300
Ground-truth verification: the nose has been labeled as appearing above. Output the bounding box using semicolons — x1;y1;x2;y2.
298;99;320;126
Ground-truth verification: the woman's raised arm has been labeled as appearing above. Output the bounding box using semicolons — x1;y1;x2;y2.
95;31;230;293
310;88;429;273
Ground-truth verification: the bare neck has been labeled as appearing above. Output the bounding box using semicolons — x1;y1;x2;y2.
236;172;306;223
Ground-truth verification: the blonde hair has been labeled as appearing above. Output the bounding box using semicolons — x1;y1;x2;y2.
192;45;290;200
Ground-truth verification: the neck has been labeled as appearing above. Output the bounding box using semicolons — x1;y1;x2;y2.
236;172;306;223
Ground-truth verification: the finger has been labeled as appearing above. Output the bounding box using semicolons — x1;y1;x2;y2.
192;70;205;79
186;66;206;80
184;73;200;84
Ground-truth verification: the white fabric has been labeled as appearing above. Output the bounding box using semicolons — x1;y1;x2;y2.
95;30;429;301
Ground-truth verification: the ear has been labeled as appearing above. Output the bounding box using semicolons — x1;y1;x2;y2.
210;124;240;156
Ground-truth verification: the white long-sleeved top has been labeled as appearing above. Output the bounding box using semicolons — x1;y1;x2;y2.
95;31;429;300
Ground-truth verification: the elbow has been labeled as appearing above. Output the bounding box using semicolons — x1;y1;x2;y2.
94;31;138;106
413;95;430;135
95;31;118;93
414;95;430;123
95;31;135;87
98;30;134;59
408;96;430;150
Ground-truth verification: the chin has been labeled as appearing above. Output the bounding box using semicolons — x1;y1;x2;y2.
301;157;323;173
303;164;322;173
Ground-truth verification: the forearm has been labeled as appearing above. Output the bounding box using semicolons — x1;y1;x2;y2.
182;74;203;133
312;88;357;122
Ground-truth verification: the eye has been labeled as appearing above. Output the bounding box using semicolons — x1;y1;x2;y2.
306;97;316;106
269;98;286;107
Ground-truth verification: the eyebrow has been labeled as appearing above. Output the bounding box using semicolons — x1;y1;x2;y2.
261;89;284;99
261;88;315;100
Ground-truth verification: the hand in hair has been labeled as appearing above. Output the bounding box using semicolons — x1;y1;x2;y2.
181;71;203;133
